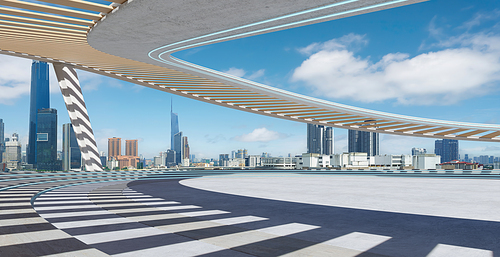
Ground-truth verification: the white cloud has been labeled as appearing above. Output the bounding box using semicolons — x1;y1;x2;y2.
233;127;287;142
0;55;31;105
292;32;500;105
224;67;246;77
223;67;265;80
298;33;368;55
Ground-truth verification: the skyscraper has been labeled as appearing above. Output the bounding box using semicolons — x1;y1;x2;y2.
435;139;458;163
125;140;138;156
171;100;179;150
28;60;50;165
307;124;334;155
36;108;59;170
62;123;81;171
108;137;121;160
0;119;4;163
348;129;379;157
173;132;182;164
181;136;189;161
323;127;334;155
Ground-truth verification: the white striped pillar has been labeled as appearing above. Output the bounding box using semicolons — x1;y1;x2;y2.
53;63;103;172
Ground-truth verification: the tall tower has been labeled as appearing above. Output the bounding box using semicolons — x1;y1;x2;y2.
0;119;4;163
62;123;81;171
170;100;179;150
27;60;50;165
307;124;334;155
125;140;138;156
181;136;189;160
36;108;58;170
173;132;182;164
323;127;334;155
108;137;121;160
348;129;379;157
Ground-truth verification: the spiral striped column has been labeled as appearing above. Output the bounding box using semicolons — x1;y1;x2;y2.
54;63;103;172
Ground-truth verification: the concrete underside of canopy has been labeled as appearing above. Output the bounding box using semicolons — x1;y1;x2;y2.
88;0;426;77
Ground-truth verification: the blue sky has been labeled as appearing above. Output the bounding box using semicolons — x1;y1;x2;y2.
1;0;500;160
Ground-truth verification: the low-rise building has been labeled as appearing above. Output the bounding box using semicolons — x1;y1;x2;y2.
438;160;478;170
413;154;441;170
261;157;296;169
373;154;412;168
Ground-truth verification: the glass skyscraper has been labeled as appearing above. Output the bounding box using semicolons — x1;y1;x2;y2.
27;61;50;165
36;108;59;170
307;124;334;155
171;109;179;149
0;119;4;163
62;123;81;171
348;129;379;157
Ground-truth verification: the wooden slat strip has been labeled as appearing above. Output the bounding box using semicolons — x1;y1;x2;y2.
0;7;94;26
36;0;113;14
455;130;488;137
394;125;433;133
0;0;101;20
480;131;500;139
0;19;87;34
0;14;88;30
434;128;468;136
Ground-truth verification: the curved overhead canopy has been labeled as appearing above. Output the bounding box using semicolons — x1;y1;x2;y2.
1;0;500;142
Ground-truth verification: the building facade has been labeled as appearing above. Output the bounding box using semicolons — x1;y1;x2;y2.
181;136;189;161
307;124;334;155
27;60;50;166
434;139;458;163
36;108;59;170
411;147;427;156
62;123;81;171
5;133;21;170
173;132;182;164
348;129;379;157
125;139;138;156
108;137;121;160
171;106;179;150
0;119;4;163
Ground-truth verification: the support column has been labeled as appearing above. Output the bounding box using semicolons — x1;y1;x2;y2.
53;63;103;172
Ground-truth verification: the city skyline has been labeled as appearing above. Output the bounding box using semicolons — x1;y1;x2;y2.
1;0;500;159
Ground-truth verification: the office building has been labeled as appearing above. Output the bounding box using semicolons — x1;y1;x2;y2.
62;123;81;171
125;140;138;156
171;101;179;150
27;60;50;165
219;154;229;166
434;139;458;163
0;119;4;163
173;132;182;164
307;124;334;155
108;137;121;160
166;149;176;167
181;136;189;161
348;129;379;157
5;133;22;170
236;149;248;159
36;108;59;170
412;148;427;156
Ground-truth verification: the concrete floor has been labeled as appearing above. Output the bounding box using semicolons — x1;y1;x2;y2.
2;172;499;256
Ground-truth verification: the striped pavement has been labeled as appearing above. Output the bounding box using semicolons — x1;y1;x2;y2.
0;170;499;256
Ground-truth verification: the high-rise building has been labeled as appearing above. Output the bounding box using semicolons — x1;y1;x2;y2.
5;133;21;170
173;132;182;164
307;124;334;155
171;101;179;150
125;140;138;156
464;154;470;163
236;149;248;159
434;139;458;163
219;154;229;166
323;127;334;155
412;148;427;156
166;149;176;167
27;60;50;165
348;129;379;157
0;119;4;163
62;124;81;171
108;137;121;160
36;108;59;170
181;136;189;161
